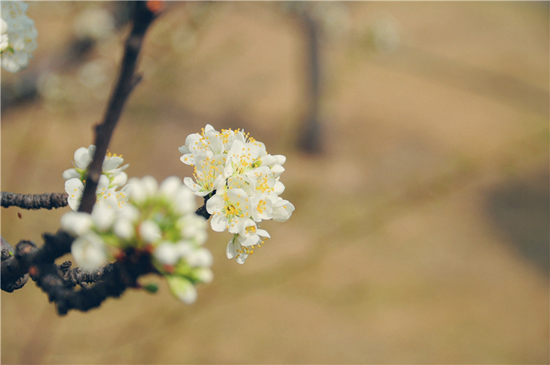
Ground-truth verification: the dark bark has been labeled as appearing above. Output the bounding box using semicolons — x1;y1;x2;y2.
1;192;68;210
31;248;157;315
0;231;73;293
79;2;156;214
195;192;214;220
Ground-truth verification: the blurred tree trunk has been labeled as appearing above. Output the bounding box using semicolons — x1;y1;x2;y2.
297;8;323;154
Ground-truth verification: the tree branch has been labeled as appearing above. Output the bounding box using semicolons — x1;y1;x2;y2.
1;232;74;293
1;192;68;210
31;248;157;315
1;237;30;292
79;2;157;214
195;192;214;220
57;260;112;287
1;3;161;315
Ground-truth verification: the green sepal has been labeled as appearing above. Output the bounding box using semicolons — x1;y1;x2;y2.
142;283;159;293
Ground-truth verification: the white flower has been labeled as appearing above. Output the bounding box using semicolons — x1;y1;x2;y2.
139;220;161;243
206;188;251;234
159;176;183;198
65;175;120;212
60;212;93;236
63;145;129;211
250;193;275;222
179;124;225;165
154;242;180;266
111;171;128;187
75;145;95;170
225;221;270;264
71;232;108;272
238;221;270;247
95;175;121;207
63;145;129;184
1;0;37;73
123;176;212;299
113;218;134;240
187;248;213;268
91;204;115;232
180;125;294;263
224;139;265;177
175;240;194;257
60;175;212;303
272;198;295;222
62;168;81;180
118;204;140;223
128;175;157;203
194;268;214;283
167;276;197;304
183;154;226;196
1;19;9;53
173;185;198;215
178;213;207;240
65;178;85;211
141;175;158;196
226;240;246;264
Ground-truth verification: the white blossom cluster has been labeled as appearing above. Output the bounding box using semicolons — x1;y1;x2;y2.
60;126;294;303
179;124;295;264
1;0;37;73
63;145;129;211
61;176;212;304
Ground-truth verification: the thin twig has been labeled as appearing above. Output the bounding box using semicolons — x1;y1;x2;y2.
1;192;68;210
79;2;156;214
195;192;214;220
31;248;157;315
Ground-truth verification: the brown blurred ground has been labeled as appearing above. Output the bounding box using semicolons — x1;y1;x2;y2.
1;2;548;364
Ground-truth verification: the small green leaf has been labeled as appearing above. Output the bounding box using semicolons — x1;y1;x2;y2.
142;283;159;293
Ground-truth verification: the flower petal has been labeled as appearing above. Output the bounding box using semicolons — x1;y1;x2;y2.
62;168;80;180
166;276;197;304
210;213;228;232
71;232;107;272
226;237;237;259
74;147;92;169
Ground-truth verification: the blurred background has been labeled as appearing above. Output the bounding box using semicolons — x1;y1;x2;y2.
1;1;548;363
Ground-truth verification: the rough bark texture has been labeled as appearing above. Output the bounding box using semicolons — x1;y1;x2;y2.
1;192;68;210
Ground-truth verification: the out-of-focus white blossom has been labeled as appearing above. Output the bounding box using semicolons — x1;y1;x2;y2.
73;6;115;41
1;19;9;52
71;232;109;272
1;0;37;73
180;124;294;264
370;12;401;53
60;211;93;237
60;176;212;304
